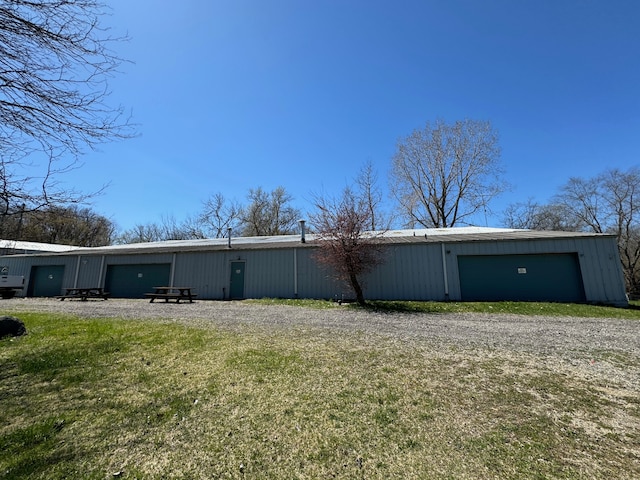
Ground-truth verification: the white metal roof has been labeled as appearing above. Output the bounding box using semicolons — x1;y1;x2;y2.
381;226;520;237
0;227;612;257
70;227;523;253
0;239;78;253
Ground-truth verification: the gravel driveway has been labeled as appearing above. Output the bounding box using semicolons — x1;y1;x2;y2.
3;297;639;390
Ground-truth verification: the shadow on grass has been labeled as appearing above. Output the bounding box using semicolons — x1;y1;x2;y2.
348;301;446;314
350;300;640;318
0;417;80;480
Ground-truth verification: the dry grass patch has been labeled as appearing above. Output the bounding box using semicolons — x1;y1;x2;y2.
0;312;638;479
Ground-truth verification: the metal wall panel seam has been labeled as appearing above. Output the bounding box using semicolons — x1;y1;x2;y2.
293;248;298;298
441;243;449;300
73;255;81;288
170;253;177;287
99;256;106;288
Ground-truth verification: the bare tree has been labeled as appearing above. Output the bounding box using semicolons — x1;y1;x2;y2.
114;223;164;244
113;215;203;244
355;160;392;231
241;186;301;236
310;165;388;306
199;192;242;238
555;176;605;233
156;215;198;241
390;119;505;228
0;0;133;230
557;168;640;295
552;169;640;236
503;199;584;231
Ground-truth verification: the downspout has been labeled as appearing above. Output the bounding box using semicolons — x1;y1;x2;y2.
293;248;298;298
73;255;81;288
441;243;449;300
98;255;106;288
170;253;177;287
294;220;305;298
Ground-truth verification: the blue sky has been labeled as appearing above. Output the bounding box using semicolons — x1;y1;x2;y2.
63;0;640;232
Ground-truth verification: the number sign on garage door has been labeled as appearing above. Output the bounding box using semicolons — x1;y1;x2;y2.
458;253;586;302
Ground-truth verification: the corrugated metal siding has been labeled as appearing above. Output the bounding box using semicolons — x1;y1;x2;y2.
0;256;37;280
172;251;231;299
105;253;174;265
0;255;78;296
296;248;342;299
172;248;330;300
0;232;628;305
243;249;295;298
363;244;447;300
577;236;627;304
75;255;105;288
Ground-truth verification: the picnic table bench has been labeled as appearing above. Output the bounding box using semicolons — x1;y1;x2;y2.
145;286;196;303
57;287;110;301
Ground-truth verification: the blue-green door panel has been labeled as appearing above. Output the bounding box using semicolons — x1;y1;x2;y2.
105;264;171;298
458;253;586;302
28;265;65;297
229;261;245;299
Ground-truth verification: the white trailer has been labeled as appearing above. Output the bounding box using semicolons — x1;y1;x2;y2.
0;275;25;299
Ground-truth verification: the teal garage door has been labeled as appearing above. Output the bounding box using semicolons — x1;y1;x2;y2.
28;265;65;297
458;253;586;302
105;264;171;298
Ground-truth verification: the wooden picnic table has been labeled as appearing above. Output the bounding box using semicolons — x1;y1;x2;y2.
144;286;196;303
58;287;110;301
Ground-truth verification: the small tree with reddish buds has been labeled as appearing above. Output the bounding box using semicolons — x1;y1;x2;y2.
310;186;386;306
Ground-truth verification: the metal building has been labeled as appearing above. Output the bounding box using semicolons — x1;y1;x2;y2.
0;227;628;306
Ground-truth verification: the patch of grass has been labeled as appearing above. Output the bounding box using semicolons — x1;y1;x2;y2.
357;300;640;319
249;297;342;309
250;298;640;319
0;312;638;479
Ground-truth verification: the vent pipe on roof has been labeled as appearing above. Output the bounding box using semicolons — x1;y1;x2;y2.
299;219;306;243
228;228;232;248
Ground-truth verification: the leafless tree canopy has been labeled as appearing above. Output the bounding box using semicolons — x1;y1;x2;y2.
241;186;301;237
503;200;583;231
199;193;242;238
391;119;505;228
114;187;302;244
556;168;640;295
0;0;132;156
310;167;387;306
0;0;133;235
356;159;392;231
113;215;200;244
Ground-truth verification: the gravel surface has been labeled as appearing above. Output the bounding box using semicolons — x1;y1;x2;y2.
3;297;639;390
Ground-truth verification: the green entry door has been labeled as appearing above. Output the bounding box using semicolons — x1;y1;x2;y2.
458;253;586;302
28;265;65;297
229;261;245;299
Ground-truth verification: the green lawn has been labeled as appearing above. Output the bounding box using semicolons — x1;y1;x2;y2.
253;297;640;319
1;310;639;479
